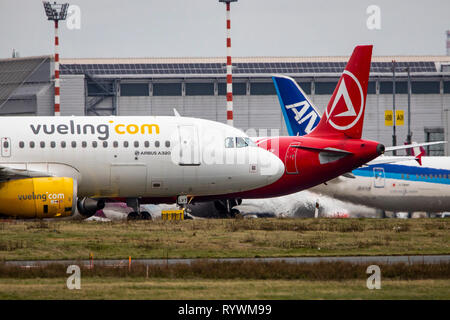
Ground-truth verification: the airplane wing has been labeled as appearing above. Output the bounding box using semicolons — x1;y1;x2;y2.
0;164;52;181
173;108;181;117
364;156;418;166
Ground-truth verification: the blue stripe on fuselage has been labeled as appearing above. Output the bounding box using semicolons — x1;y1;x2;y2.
353;163;450;185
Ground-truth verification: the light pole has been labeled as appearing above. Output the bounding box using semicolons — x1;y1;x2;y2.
43;1;69;116
406;66;412;149
392;60;397;155
219;0;238;127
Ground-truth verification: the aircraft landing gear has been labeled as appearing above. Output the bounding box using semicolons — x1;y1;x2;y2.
214;199;241;218
126;198;152;221
177;195;194;219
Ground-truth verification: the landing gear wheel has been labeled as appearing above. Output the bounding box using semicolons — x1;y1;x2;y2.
127;212;140;221
140;211;152;220
231;208;241;218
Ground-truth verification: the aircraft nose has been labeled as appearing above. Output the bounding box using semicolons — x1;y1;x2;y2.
261;151;285;184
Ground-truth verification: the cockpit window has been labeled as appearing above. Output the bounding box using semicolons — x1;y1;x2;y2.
225;137;235;148
236;137;248;148
244;137;257;147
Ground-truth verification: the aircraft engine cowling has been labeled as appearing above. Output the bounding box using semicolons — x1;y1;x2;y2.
76;197;105;218
0;177;77;219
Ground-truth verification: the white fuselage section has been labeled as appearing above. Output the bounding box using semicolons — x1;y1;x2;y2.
0;116;284;200
311;157;450;212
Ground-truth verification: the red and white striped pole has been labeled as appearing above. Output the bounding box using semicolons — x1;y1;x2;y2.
225;2;233;126
54;20;61;116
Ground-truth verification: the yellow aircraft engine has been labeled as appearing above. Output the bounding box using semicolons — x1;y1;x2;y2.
0;177;77;218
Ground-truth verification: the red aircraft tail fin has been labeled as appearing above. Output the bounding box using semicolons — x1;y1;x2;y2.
309;45;373;139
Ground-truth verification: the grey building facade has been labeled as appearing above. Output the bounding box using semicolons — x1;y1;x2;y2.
1;55;449;155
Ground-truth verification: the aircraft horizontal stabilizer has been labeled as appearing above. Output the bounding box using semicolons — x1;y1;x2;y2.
384;141;446;152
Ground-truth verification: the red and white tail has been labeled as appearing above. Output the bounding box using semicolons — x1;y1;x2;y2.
410;141;426;165
309;45;373;139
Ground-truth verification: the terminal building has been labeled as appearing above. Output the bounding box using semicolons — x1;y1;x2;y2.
0;54;449;155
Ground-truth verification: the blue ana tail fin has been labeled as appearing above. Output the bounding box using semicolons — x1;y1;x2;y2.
272;75;321;137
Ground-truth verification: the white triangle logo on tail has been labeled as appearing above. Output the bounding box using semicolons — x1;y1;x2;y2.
328;80;357;117
325;70;364;131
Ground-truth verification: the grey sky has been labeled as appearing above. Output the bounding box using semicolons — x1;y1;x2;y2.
0;0;449;59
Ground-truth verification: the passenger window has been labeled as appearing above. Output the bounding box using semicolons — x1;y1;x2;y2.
144;141;150;148
103;141;108;148
113;141;118;148
82;141;87;148
236;137;248;148
71;141;76;148
165;141;170;148
225;137;234;148
40;141;45;148
19;141;24;148
50;141;56;148
30;141;35;148
61;141;66;148
92;141;97;148
124;141;129;148
134;141;139;148
155;141;160;148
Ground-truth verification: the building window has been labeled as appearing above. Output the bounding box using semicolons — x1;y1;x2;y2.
315;82;338;95
218;83;247;95
185;83;214;96
367;81;377;94
379;81;407;94
120;83;149;96
153;83;182;96
412;81;440;94
87;82;113;96
425;127;444;156
250;83;276;95
444;81;450;94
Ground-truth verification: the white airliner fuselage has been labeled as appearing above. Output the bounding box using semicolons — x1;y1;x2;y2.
311;157;450;213
0;116;284;199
